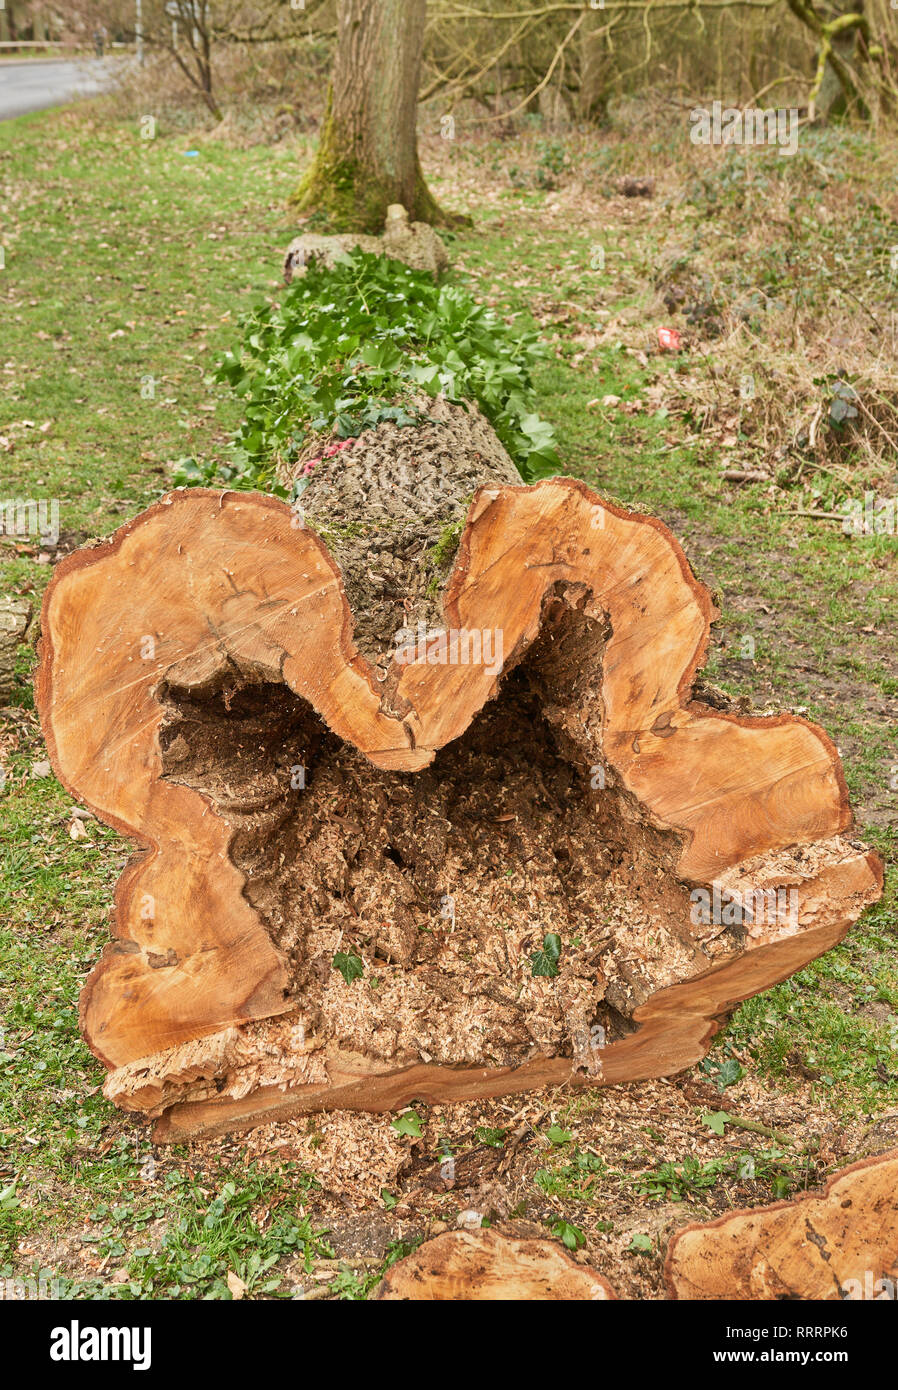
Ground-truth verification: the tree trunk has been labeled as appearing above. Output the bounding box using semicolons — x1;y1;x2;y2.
36;408;882;1142
291;0;465;232
375;1229;617;1300
787;0;875;120
579;7;609;125
666;1149;898;1300
816;0;867;118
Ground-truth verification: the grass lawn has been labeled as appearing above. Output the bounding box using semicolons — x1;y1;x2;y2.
0;104;896;1299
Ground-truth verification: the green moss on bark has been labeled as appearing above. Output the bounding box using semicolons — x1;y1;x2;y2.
290;89;470;233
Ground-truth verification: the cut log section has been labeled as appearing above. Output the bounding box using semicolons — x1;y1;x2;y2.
35;401;882;1140
665;1149;898;1300
374;1228;617;1300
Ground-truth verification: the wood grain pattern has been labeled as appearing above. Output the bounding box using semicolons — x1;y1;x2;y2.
374;1228;617;1300
666;1149;898;1300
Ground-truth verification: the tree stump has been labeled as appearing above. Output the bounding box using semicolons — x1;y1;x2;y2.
36;402;882;1141
374;1229;617;1300
666;1149;898;1300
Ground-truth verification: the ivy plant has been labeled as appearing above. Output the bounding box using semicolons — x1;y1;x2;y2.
175;250;559;495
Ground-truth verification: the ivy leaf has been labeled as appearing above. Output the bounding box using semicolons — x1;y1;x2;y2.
702;1111;730;1136
531;932;562;978
715;1058;745;1091
332;952;364;985
473;1126;507;1148
391;1110;423;1138
702;1055;745;1092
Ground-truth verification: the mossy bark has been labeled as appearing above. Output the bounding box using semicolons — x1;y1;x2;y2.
290;0;468;233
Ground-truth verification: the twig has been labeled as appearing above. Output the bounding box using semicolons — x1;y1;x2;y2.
720;1114;796;1146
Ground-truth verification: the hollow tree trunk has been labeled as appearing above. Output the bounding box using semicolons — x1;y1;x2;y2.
291;0;463;232
36;404;882;1142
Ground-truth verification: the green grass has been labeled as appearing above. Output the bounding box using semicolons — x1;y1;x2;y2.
0;109;303;538
0;110;380;1297
2;1164;332;1300
728;887;898;1112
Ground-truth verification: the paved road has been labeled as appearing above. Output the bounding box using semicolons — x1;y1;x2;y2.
0;59;116;122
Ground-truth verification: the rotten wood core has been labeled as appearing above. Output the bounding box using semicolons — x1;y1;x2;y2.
374;1228;617;1300
665;1149;898;1300
36;405;882;1141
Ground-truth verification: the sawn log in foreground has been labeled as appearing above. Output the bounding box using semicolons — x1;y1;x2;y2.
36;400;882;1140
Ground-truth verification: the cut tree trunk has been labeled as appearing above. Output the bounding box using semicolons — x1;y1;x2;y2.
374;1228;617;1300
291;0;464;232
36;400;882;1142
666;1149;898;1300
